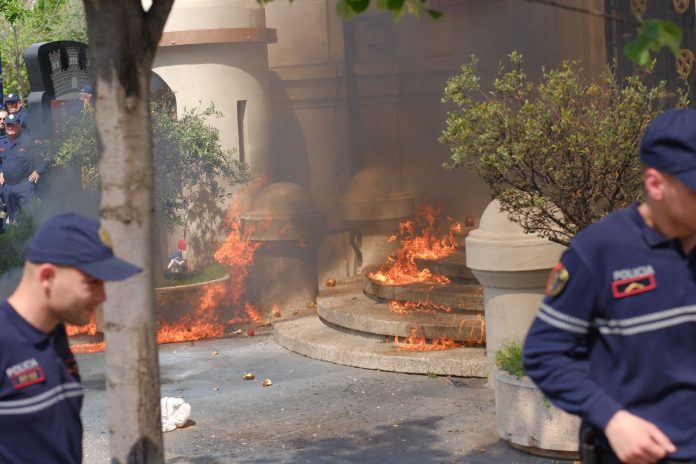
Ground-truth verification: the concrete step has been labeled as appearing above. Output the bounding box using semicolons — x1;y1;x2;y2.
362;274;483;311
318;300;485;343
414;251;476;283
274;315;487;377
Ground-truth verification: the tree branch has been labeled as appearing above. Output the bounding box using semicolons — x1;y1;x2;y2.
144;0;175;55
517;0;637;24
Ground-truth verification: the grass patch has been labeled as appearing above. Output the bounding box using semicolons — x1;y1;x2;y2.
156;262;228;288
495;340;526;379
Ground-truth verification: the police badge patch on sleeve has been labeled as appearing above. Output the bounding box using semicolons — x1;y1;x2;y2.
545;262;569;297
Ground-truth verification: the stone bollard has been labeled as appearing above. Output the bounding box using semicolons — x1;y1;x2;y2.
241;182;326;317
338;167;414;272
465;200;565;380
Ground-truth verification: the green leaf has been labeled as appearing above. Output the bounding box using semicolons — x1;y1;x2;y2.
387;0;405;10
624;38;651;65
624;19;682;64
336;0;357;18
346;0;370;13
426;8;442;19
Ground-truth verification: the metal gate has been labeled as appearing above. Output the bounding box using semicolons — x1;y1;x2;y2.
605;0;696;103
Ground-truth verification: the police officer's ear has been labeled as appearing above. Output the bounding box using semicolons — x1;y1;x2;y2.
36;263;57;293
644;167;667;201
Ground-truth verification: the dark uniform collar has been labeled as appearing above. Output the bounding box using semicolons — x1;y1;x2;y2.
1;300;55;345
627;202;673;248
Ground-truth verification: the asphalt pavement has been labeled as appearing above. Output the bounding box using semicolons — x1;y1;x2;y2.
78;331;572;464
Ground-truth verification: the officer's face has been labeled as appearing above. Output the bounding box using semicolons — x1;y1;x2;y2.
656;172;696;236
0;111;7;130
47;266;106;326
6;101;21;113
5;123;19;138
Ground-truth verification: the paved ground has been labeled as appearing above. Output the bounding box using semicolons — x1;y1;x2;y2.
78;331;572;464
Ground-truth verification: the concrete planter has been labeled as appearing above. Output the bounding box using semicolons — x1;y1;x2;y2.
494;369;580;459
465;200;565;377
155;275;230;322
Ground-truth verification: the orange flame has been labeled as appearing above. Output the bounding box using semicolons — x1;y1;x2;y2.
66;313;98;337
389;299;452;314
369;206;460;285
70;341;106;354
392;326;460;351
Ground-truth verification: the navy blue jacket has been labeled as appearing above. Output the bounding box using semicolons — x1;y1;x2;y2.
0;135;45;185
523;203;696;460
0;301;83;463
13;107;29;132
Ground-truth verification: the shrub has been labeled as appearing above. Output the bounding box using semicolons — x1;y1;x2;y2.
440;52;687;245
495;340;525;379
53;102;249;229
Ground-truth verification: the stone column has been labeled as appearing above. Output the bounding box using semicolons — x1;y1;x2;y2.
465;200;565;380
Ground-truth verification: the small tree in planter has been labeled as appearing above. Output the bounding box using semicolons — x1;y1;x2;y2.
494;341;580;458
440;52;686;246
53;102;249;268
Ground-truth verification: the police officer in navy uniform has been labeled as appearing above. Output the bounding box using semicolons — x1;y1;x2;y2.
0;113;45;224
0;213;141;463
4;93;29;132
523;108;696;463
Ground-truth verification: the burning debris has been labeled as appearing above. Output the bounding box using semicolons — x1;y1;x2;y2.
390;321;485;351
389;299;452;315
368;206;461;286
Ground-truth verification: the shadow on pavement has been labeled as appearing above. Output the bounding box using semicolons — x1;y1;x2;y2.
237;416;457;464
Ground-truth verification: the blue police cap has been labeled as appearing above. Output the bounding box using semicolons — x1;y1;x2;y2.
4;93;20;103
5;113;20;125
26;213;142;281
80;85;93;94
641;109;696;191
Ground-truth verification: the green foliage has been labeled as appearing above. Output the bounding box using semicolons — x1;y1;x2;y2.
0;202;36;274
336;0;441;20
0;0;29;25
256;0;440;21
624;18;682;65
441;52;686;246
53;102;249;229
0;0;87;97
495;340;526;379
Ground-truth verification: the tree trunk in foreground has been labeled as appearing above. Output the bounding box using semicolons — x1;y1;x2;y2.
82;1;174;462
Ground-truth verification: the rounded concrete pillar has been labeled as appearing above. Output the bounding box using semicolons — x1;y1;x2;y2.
465;200;565;379
153;0;274;178
337;167;415;272
241;182;326;316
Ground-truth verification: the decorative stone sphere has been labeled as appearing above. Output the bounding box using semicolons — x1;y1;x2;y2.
338;167;414;222
466;200;565;275
241;182;326;242
252;182;317;217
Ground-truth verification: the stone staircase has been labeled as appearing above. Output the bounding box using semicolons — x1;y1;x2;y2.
273;251;488;377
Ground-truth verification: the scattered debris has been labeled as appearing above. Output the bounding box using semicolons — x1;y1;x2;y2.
247;328;255;337
262;379;273;387
243;373;255;380
211;351;219;356
307;302;317;309
233;329;243;335
325;278;336;287
273;306;282;318
213;386;220;391
161;397;192;432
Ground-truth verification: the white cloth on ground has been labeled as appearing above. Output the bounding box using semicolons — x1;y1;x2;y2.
161;397;192;432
